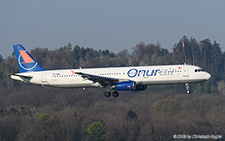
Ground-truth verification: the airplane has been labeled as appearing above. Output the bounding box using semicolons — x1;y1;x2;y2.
11;44;211;97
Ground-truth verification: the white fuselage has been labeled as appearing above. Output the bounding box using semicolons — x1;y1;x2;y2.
11;65;211;89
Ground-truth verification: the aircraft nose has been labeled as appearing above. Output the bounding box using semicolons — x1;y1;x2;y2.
205;72;211;80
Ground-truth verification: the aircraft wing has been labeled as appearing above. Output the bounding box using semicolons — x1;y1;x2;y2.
75;72;126;87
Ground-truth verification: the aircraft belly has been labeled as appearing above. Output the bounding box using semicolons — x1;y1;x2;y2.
48;83;99;88
46;77;100;88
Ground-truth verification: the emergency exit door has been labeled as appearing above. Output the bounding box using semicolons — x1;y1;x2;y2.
183;66;189;77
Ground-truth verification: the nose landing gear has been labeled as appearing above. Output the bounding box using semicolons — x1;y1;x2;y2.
185;83;191;94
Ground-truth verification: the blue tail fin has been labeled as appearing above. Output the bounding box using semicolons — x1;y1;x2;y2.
13;44;45;73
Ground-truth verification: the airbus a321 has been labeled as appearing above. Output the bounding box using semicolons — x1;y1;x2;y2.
11;44;211;97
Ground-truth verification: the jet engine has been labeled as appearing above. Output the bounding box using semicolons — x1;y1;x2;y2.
112;81;147;91
112;81;135;91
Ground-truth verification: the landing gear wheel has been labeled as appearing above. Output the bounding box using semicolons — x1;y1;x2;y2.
104;91;111;97
185;83;191;94
112;91;119;98
186;90;191;94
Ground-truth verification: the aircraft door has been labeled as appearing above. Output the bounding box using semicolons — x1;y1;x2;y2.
183;66;189;77
42;72;47;83
94;71;100;75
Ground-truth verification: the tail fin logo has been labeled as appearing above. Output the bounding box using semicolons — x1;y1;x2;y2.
18;50;38;71
19;50;34;63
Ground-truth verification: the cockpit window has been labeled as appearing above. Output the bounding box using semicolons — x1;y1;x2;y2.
194;69;204;72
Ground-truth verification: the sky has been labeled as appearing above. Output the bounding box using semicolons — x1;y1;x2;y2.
0;0;225;58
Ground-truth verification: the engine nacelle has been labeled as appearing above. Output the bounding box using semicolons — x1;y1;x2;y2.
112;81;135;91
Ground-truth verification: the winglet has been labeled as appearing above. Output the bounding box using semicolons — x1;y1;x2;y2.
13;44;45;73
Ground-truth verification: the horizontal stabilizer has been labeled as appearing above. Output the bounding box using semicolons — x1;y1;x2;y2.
11;74;33;83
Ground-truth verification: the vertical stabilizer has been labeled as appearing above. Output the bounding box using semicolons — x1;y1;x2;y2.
13;44;45;73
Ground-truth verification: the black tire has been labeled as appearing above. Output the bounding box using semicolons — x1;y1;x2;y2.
104;91;111;97
112;91;119;97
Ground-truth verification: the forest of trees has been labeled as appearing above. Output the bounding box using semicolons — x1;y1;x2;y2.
0;36;225;140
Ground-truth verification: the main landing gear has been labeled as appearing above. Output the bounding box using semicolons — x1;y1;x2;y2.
185;83;191;94
104;90;119;98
